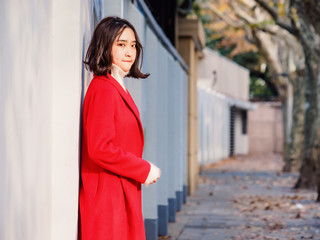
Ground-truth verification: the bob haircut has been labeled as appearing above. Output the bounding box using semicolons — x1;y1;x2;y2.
84;16;149;78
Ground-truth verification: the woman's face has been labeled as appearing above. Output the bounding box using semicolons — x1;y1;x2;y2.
111;27;137;72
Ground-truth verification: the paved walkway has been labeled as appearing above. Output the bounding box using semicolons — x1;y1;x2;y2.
165;154;320;240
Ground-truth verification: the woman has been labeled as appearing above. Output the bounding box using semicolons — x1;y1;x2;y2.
79;16;161;240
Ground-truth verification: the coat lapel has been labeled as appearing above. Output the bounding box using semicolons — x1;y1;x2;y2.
94;74;144;144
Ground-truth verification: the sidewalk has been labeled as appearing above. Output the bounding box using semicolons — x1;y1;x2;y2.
164;154;320;240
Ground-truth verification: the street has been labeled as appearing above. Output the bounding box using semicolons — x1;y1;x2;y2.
165;154;320;240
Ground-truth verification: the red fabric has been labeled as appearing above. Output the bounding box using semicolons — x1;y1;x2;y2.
79;73;151;240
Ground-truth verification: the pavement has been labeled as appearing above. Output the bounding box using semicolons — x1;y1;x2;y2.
164;154;320;240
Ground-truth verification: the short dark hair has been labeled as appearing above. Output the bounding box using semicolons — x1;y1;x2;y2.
84;16;149;78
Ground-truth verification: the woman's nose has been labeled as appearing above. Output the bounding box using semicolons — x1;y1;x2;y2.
125;46;134;57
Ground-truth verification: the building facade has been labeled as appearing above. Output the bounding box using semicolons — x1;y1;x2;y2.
197;48;255;165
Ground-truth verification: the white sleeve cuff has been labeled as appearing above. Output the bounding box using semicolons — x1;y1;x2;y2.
144;162;161;186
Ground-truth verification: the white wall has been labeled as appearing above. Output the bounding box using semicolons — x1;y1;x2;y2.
0;1;53;239
198;48;249;101
155;43;170;206
197;48;252;165
51;0;83;239
142;25;159;219
0;0;100;239
198;85;230;165
104;0;125;17
142;21;188;222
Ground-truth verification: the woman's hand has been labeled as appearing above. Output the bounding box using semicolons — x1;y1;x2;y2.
144;162;161;186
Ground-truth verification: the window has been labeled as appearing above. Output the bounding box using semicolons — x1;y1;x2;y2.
241;110;247;134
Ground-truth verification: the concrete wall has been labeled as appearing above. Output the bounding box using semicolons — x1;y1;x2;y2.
197;48;251;166
0;0;91;239
198;48;249;101
248;102;283;154
142;26;189;237
0;1;53;239
198;87;230;165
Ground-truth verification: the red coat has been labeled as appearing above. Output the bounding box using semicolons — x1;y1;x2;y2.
79;73;151;240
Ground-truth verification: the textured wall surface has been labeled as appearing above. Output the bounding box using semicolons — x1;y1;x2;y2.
248;102;283;154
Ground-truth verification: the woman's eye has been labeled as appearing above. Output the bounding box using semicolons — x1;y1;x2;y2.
132;44;136;48
118;43;125;47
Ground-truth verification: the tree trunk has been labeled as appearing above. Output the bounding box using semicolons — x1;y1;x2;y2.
253;30;291;159
314;118;320;201
283;70;305;172
281;87;290;161
297;0;320;203
294;14;320;190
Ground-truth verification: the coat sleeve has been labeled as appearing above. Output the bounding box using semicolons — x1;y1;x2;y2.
84;84;151;183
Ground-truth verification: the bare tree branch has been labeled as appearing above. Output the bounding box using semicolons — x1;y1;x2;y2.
254;0;278;20
228;1;259;44
204;2;258;44
229;0;303;71
254;0;299;35
244;26;257;44
229;1;259;25
203;3;245;28
259;25;297;49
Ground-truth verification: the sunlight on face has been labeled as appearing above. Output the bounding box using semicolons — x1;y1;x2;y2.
111;27;137;72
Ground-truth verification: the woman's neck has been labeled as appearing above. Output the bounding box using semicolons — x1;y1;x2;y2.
111;63;128;92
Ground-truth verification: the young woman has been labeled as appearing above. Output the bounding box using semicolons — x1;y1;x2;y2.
79;16;161;240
